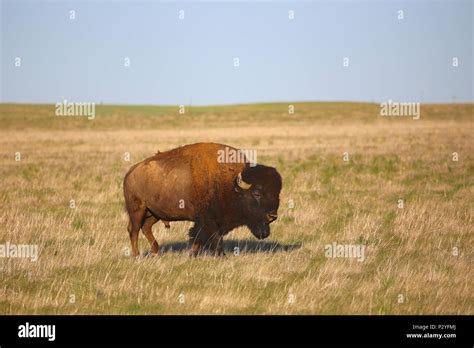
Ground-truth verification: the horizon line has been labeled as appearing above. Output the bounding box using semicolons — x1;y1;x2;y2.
1;100;473;108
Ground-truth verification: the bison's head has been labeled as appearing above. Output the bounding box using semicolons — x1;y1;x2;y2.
234;165;282;240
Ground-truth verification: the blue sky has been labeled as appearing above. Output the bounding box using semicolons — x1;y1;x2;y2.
1;0;472;105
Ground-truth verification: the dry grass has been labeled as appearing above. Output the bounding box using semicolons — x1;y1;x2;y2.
0;102;472;314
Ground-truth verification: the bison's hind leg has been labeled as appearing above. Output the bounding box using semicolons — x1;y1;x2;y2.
141;214;160;254
126;199;146;257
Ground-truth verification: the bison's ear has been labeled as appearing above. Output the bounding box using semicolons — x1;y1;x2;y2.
234;172;252;192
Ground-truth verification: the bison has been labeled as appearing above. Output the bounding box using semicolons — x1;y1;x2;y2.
123;142;282;257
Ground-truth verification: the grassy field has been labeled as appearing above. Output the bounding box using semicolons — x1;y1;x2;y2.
0;102;472;314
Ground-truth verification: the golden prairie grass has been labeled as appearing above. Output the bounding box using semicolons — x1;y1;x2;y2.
0;102;472;314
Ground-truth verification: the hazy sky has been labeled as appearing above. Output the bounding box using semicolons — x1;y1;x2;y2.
1;0;472;105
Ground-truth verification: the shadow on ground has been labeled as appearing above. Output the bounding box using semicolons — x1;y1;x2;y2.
153;239;302;255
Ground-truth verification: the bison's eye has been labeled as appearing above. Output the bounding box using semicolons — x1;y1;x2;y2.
252;190;262;201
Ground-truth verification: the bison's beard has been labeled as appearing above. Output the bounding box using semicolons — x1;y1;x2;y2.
248;222;271;240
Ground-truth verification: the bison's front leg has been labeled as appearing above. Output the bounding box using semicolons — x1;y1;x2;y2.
188;223;204;257
210;234;226;257
188;222;223;257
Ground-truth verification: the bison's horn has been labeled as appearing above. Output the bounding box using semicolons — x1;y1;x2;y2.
237;172;252;190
